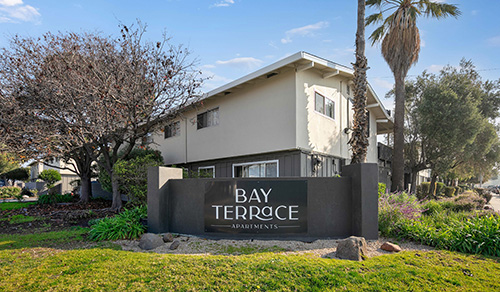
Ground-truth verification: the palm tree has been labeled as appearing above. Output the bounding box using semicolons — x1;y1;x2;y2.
366;0;460;191
349;0;370;164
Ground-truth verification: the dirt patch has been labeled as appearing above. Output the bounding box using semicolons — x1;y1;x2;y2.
116;234;434;258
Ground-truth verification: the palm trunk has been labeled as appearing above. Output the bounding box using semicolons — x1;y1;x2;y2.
391;73;405;191
350;0;369;164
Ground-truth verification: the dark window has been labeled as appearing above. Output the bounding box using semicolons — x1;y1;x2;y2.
315;92;334;119
198;166;215;178
197;108;219;130
233;161;278;178
164;121;180;139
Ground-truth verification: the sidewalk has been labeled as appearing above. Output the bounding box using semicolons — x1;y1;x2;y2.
0;197;38;203
487;192;500;213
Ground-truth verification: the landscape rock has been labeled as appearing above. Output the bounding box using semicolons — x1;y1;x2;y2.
138;233;164;250
22;195;30;200
380;242;402;252
335;236;367;261
169;240;180;250
163;233;174;242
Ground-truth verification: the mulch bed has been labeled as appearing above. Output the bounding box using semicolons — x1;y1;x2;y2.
0;200;116;234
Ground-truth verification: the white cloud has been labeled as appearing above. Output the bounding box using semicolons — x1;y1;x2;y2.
0;0;40;23
280;21;329;44
427;64;444;73
201;64;216;69
211;0;234;8
215;57;263;70
372;78;394;90
487;36;500;47
0;0;22;6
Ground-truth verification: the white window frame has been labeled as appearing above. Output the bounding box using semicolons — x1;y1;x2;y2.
198;166;215;178
232;160;279;178
314;91;335;120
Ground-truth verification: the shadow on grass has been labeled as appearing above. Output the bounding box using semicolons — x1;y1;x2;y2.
0;227;122;251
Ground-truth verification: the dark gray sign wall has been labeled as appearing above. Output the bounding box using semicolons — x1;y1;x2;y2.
204;180;308;234
148;163;379;240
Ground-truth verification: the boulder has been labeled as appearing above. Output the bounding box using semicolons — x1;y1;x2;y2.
335;236;367;261
169;240;180;250
380;242;402;252
138;233;164;250
163;233;174;242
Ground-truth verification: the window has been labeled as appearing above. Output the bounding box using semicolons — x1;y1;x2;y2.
164;121;180;139
198;166;215;178
347;85;351;96
315;92;334;119
197;108;219;130
233;160;279;178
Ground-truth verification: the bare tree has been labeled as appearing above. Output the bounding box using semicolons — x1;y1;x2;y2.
0;22;203;209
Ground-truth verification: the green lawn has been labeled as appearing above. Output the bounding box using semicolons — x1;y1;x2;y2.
0;230;499;291
0;201;36;211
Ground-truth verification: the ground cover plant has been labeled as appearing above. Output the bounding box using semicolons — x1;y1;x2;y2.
88;206;147;241
379;190;500;257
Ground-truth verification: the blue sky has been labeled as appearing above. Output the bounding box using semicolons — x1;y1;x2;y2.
1;0;499;110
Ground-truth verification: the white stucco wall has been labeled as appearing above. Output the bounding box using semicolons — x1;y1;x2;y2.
153;69;297;164
296;69;378;163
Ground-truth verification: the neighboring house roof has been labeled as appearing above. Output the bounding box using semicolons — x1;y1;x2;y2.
200;51;393;134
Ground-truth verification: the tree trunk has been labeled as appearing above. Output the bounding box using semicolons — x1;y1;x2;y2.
410;169;418;194
429;173;438;199
349;0;369;164
79;174;92;203
110;171;122;211
391;73;406;192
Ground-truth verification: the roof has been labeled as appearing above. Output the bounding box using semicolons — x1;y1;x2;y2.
202;51;393;134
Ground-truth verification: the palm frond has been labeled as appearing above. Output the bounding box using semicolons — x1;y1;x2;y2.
424;2;461;18
369;25;386;45
366;12;384;26
366;0;383;9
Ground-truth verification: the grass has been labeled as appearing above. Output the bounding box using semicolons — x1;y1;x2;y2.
0;248;498;291
0;202;36;211
7;214;38;224
0;227;89;250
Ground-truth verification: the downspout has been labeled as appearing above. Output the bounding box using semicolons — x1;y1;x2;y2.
185;118;188;164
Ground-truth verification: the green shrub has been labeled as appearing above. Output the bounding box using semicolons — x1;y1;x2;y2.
474;188;492;204
422;200;444;216
435;182;445;196
444;186;455;197
38;193;75;205
454;186;462;196
38;169;61;190
88;206;147;241
416;182;431;200
378;183;386;197
98;148;163;194
379;192;425;235
113;153;163;207
0;186;21;198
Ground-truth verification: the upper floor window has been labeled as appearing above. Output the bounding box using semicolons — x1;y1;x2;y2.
197;108;219;130
165;121;180;139
347;84;351;96
315;92;334;119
